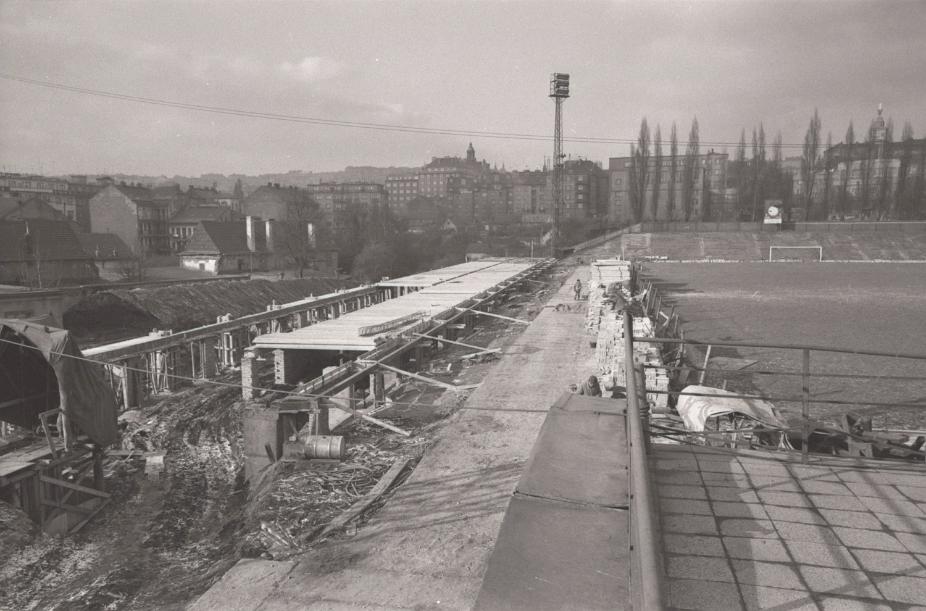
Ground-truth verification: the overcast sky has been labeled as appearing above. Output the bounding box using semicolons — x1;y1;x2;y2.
1;0;924;176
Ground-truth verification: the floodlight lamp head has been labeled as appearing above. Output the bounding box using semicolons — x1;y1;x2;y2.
549;73;570;98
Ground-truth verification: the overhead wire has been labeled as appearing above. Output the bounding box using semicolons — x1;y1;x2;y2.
1;72;816;149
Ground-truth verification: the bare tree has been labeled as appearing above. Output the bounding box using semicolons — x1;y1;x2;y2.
860;132;875;215
650;125;662;220
736;129;747;218
876;119;894;219
896;122;915;219
629;118;650;222
800;108;822;220
838;121;854;220
822;132;834;220
682;117;700;221
667;123;678;220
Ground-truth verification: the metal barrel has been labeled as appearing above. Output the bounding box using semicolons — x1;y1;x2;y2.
302;435;346;460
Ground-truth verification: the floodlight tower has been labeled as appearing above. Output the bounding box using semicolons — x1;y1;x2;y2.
549;73;570;256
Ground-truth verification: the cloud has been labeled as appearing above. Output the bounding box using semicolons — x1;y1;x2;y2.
279;56;343;82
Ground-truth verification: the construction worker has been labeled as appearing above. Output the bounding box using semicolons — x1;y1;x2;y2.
573;278;582;300
577;375;602;397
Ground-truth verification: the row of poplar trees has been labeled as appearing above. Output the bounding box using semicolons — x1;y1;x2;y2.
628;118;702;223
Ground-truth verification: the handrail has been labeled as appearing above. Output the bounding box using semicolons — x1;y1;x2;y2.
632;336;926;362
623;314;665;610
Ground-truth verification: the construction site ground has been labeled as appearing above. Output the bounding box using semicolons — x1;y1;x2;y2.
190;260;596;610
0;260;589;611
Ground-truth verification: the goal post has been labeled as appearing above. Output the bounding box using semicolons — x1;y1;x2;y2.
768;245;823;262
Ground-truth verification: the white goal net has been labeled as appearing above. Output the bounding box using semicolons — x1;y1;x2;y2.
768;245;823;262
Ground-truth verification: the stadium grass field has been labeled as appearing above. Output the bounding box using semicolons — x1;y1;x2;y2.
641;262;926;429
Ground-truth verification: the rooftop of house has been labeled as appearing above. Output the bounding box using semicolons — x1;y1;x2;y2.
0;219;92;262
170;206;238;225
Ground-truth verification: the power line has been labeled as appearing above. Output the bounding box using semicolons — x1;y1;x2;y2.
0;72;817;150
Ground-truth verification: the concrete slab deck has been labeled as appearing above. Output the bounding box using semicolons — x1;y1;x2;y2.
190;264;598;610
655;444;926;610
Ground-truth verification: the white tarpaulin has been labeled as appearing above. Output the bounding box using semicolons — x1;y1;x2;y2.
675;385;785;432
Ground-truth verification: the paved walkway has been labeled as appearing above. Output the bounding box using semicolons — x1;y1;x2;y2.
654;444;926;610
192;265;597;610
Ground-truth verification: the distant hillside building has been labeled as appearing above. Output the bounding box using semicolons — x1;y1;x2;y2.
243;183;320;223
304;182;388;233
180;217;337;277
608;151;728;223
89;183;170;255
169;205;239;253
384;174;420;215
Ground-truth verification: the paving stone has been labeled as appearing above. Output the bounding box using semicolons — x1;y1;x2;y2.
851;549;925;575
789;466;841;481
785;541;860;569
799;480;853;496
871;574;926;605
836;470;882;484
741;462;792;478
809;494;867;512
882;473;926;488
799;566;882;598
732;559;804;589
876;513;926;535
664;514;718;535
818;509;883;530
859;496;926;518
764;506;826;525
774;522;840;545
662;498;713;515
847;482;910;500
708;486;760;503
713;501;770;519
667;577;744;610
898;485;926;502
816;596;892;611
701;472;752;488
699;460;746;474
738;584;817;611
758;491;813;508
897;532;926;554
656;470;702;485
659;484;707;500
833;527;906;552
657;458;700;472
720;518;779;539
723;537;791;562
749;477;803;492
664;534;726;557
668;555;736;582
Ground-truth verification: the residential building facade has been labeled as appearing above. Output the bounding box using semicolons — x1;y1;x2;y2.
89;183;170;254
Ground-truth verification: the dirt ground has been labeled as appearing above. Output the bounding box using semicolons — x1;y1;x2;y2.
0;264;567;611
640;262;926;429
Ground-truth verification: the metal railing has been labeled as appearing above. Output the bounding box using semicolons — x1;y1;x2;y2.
623;314;665;611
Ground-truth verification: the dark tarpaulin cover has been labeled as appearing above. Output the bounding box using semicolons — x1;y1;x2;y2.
0;319;118;446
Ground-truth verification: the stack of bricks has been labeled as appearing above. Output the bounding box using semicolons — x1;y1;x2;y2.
595;312;669;411
585;259;632;346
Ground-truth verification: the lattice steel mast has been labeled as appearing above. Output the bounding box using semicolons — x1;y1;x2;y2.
549;73;570;256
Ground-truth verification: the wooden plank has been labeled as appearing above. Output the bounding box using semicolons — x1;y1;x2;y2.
361;361;463;392
321;458;412;536
67;497;110;534
40;475;110;499
413;332;488;353
455;307;529;325
41;498;97;515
